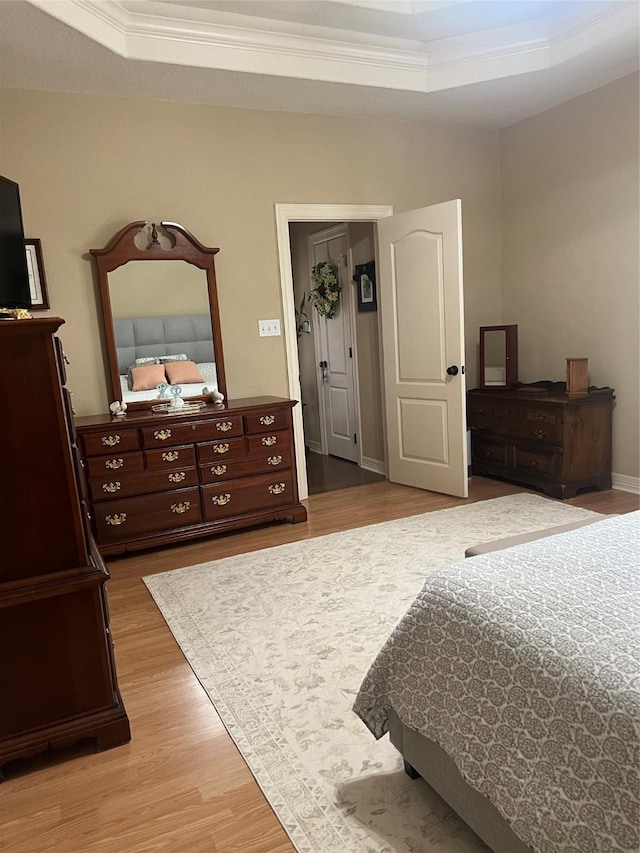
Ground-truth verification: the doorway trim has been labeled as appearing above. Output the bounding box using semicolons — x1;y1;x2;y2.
275;203;394;500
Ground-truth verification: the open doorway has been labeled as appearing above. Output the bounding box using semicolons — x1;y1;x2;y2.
275;204;394;500
275;201;468;503
288;221;386;496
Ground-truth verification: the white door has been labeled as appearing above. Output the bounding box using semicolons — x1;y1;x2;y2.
310;228;358;462
377;199;468;497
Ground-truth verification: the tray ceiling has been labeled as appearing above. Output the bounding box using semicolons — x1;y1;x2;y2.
0;0;638;126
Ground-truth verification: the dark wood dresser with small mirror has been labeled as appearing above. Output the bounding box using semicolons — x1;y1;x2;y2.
468;381;614;499
0;318;130;774
78;219;307;555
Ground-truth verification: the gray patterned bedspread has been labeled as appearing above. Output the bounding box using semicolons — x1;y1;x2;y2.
353;512;640;853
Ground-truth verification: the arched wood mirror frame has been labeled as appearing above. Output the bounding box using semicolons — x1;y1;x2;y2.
91;221;227;411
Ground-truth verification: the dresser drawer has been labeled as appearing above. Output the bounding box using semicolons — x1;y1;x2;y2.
197;437;245;462
244;409;290;434
202;471;295;521
525;406;559;426
522;420;562;445
467;399;494;420
89;466;198;502
472;435;509;466
513;447;558;478
144;445;196;469
85;451;144;478
141;415;243;448
199;446;292;484
93;487;202;543
82;428;140;457
246;431;289;454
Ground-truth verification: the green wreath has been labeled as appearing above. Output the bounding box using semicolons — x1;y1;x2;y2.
309;261;341;319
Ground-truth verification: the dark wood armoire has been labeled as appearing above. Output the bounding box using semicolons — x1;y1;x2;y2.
0;318;130;774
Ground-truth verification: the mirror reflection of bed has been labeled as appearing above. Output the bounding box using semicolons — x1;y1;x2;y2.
90;221;227;410
108;259;218;403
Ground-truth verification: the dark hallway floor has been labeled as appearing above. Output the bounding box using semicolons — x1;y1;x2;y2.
305;451;386;495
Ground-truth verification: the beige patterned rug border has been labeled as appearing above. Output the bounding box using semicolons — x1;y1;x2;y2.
143;494;601;853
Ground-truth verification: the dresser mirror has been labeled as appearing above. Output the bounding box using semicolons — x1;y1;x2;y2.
479;324;518;389
91;221;227;411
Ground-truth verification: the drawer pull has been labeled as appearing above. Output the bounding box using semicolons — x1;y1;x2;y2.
105;513;127;526
105;458;124;470
268;455;283;466
262;436;277;447
527;460;539;468
216;421;233;432
211;493;231;506
102;481;121;493
102;435;121;447
534;429;547;440
211;465;227;476
153;429;172;441
168;472;186;483
268;482;286;495
213;443;230;454
260;415;276;426
474;422;488;431
171;501;191;514
162;451;179;462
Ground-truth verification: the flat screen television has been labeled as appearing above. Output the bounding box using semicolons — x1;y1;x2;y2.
0;176;32;310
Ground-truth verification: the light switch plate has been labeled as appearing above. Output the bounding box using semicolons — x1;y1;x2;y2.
258;319;281;337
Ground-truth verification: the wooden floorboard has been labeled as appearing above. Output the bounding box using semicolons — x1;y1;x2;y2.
2;479;638;852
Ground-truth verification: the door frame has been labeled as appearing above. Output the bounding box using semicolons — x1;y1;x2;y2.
275;203;393;500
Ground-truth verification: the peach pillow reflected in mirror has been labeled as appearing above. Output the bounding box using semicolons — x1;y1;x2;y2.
164;360;205;385
130;363;167;392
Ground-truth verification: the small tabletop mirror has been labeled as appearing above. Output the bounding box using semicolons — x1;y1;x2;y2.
479;324;518;390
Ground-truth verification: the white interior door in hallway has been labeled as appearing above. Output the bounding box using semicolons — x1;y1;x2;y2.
309;226;358;462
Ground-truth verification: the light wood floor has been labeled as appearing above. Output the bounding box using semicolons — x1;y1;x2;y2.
2;479;638;853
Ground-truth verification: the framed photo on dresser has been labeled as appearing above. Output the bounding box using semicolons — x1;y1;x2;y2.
25;238;50;310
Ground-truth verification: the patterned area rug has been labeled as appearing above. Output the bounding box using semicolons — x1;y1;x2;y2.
143;494;601;853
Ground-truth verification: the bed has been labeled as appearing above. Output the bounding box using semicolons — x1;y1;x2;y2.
113;314;218;402
353;512;640;853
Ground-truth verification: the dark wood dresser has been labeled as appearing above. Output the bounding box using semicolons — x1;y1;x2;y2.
0;318;130;774
467;382;614;499
75;397;307;555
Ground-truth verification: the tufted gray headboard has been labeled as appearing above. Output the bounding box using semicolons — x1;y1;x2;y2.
114;314;215;375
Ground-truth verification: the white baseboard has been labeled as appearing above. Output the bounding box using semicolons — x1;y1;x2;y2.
361;456;386;475
306;440;323;455
612;472;640;494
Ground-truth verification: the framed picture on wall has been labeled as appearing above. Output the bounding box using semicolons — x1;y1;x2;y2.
353;260;377;312
25;239;50;310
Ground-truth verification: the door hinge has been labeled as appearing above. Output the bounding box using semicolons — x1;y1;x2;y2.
354;433;357;444
349;346;352;358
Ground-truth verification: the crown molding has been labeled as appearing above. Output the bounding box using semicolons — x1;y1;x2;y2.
28;0;638;94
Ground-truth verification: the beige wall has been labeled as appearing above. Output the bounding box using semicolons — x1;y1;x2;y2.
289;222;322;447
501;73;640;479
109;260;210;318
348;222;385;464
0;87;501;417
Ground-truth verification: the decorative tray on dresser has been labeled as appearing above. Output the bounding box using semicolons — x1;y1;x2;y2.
467;381;614;499
75;396;307;555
